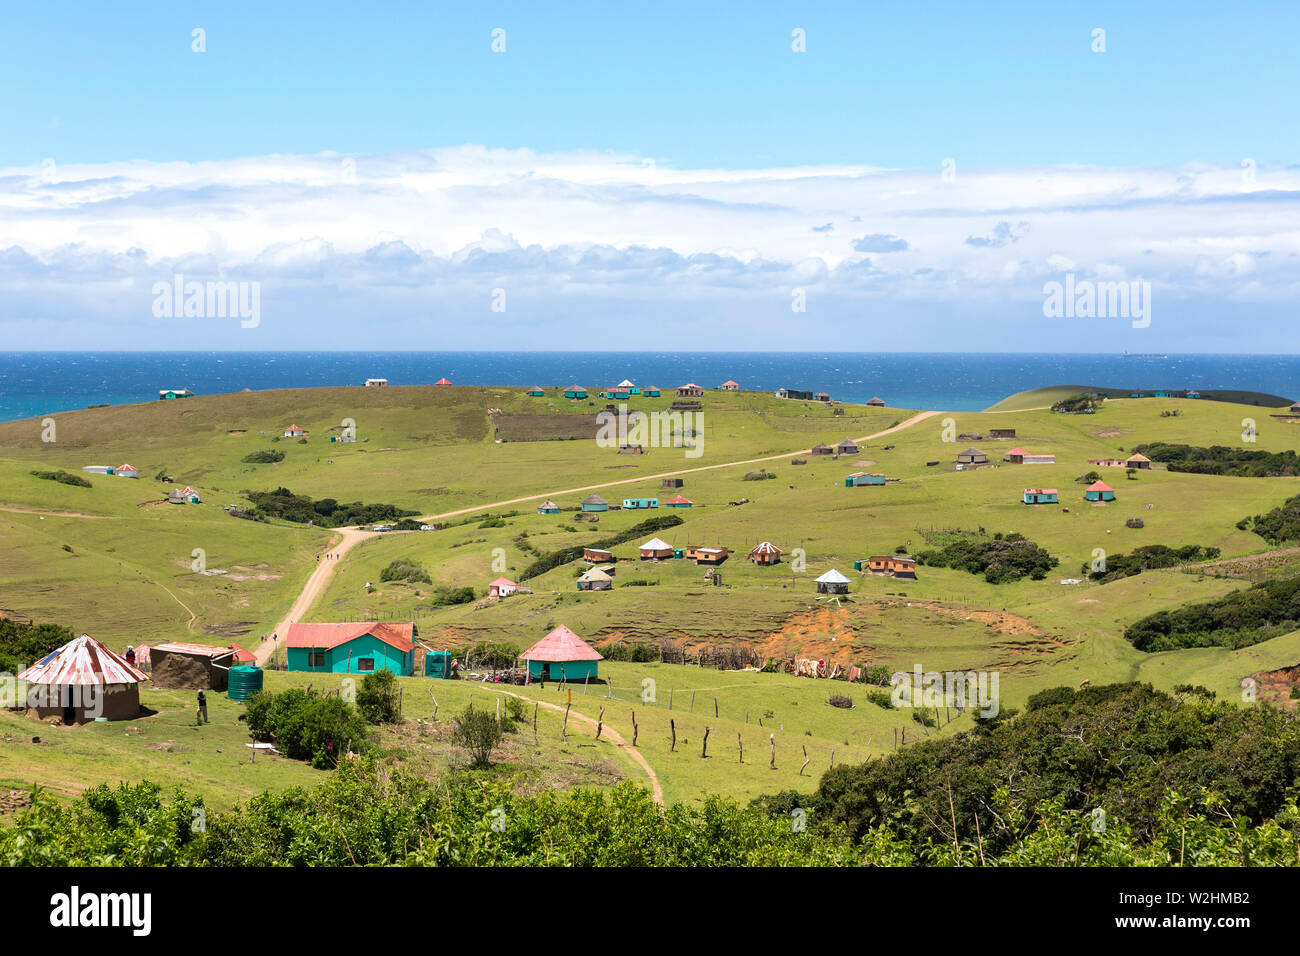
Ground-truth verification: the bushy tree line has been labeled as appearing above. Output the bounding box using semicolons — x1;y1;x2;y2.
915;532;1058;583
1083;543;1220;582
1124;574;1300;651
1132;442;1300;477
760;682;1300;862
0;618;74;674
30;469;92;488
1050;394;1103;414
244;487;417;527
1239;492;1300;544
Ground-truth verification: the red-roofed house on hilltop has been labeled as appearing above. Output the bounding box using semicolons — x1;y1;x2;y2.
522;625;603;682
283;425;305;438
719;380;739;391
434;377;453;386
488;577;527;599
17;633;148;723
285;621;416;675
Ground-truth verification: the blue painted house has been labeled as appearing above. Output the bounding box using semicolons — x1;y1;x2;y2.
845;472;887;487
527;386;545;397
285;622;415;675
564;386;588;399
1022;488;1059;504
522;625;603;682
581;493;609;512
643;387;661;397
537;498;560;514
622;497;659;509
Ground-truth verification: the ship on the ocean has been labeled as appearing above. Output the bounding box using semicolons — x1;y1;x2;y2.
1122;351;1169;359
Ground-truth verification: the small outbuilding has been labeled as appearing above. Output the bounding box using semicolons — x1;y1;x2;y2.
989;428;1016;439
866;397;886;407
527;387;545;397
283;425;305;438
1023;488;1059;504
488;577;521;599
845;472;886;487
677;383;704;398
522;625;603;682
584;547;615;563
719;380;740;391
835;439;860;455
956;447;988;466
1125;453;1152;470
664;494;693;508
623;497;659;509
149;642;237;690
577;568;613;591
537;499;560;514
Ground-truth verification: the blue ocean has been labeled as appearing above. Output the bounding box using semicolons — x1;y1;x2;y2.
0;352;1297;423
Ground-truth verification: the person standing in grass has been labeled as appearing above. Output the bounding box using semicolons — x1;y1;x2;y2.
197;689;209;724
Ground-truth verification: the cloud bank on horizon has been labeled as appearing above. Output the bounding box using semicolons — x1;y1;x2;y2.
1;146;1296;351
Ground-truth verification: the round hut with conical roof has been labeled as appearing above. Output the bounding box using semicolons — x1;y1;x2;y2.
521;625;603;682
17;633;149;723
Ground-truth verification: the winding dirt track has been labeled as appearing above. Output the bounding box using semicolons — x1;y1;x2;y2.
252;409;942;667
496;688;664;805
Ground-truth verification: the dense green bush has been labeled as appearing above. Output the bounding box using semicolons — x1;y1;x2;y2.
1083;543;1220;582
1051;394;1102;414
916;531;1057;583
451;708;503;767
244;486;416;527
0;618;75;675
1132;442;1300;477
1124;574;1300;651
380;560;432;584
241;450;285;464
355;669;401;724
244;687;370;768
30;469;92;488
1240;492;1300;544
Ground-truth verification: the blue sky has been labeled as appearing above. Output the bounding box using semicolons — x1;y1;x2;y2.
5;1;1297;169
0;2;1297;350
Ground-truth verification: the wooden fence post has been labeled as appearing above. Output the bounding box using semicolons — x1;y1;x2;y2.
799;745;809;777
670;718;676;752
632;710;638;747
738;732;743;763
596;707;604;740
533;702;538;743
701;726;710;758
563;702;570;739
769;733;776;770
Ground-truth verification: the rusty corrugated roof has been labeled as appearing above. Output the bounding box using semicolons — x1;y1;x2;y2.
18;634;149;686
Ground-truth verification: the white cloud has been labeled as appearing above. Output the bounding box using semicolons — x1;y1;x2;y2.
0;146;1297;348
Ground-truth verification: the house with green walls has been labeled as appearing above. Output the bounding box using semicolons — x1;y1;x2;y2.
522;625;603;682
1084;481;1116;502
285;621;416;675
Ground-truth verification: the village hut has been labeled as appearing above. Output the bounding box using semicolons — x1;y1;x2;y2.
1084;481;1116;502
149;642;237;690
810;443;834;455
577;568;613;591
865;397;886;407
1125;453;1152;470
583;547;615;563
748;541;783;565
17;634;148;723
835;439;860;455
564;385;588;399
537;499;560;514
719;380;740;391
283;425;305;438
581;493;609;512
676;383;704;397
521;625;603;681
956;447;988;466
989;428;1016;439
664;494;693;508
1023;488;1059;505
488;577;521;599
639;537;674;560
434;378;453;386
815;569;852;595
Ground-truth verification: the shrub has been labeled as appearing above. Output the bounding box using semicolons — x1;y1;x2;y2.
241;450;285;464
743;469;777;481
355;669;402;724
30;469;91;488
451;708;503;766
1126;517;1145;528
380;560;431;584
244;687;370;768
828;694;853;709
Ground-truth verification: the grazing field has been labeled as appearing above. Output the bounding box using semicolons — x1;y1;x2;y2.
2;384;1300;810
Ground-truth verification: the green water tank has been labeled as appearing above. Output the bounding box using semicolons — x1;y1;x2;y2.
227;665;264;701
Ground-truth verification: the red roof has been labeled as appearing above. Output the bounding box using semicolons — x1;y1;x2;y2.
18;634;149;686
434;378;453;385
116;463;138;471
521;625;603;663
721;380;738;387
1025;488;1058;494
229;644;256;663
285;621;415;653
1087;481;1115;492
152;642;238;659
1006;447;1026;455
665;494;693;505
488;577;517;588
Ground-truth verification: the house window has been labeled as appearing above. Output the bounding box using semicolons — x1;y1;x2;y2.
308;651;325;667
357;658;375;672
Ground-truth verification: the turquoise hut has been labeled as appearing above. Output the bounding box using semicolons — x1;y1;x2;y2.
527;387;545;397
285;622;415;675
1084;481;1116;502
564;386;588;399
581;493;609;512
1022;488;1059;504
845;472;887;487
522;625;603;682
622;497;658;509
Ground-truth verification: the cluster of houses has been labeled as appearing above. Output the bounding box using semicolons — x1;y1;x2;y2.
1086;453;1151;469
547;492;692;513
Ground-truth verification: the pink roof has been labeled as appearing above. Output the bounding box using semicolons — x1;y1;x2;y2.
1025;488;1058;494
285;621;415;653
721;380;738;387
1006;447;1026;455
116;463;138;471
435;378;453;385
1087;481;1115;492
18;634;149;686
229;644;256;663
285;424;301;430
665;494;692;505
179;486;199;496
521;625;603;663
489;577;517;588
152;641;238;658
